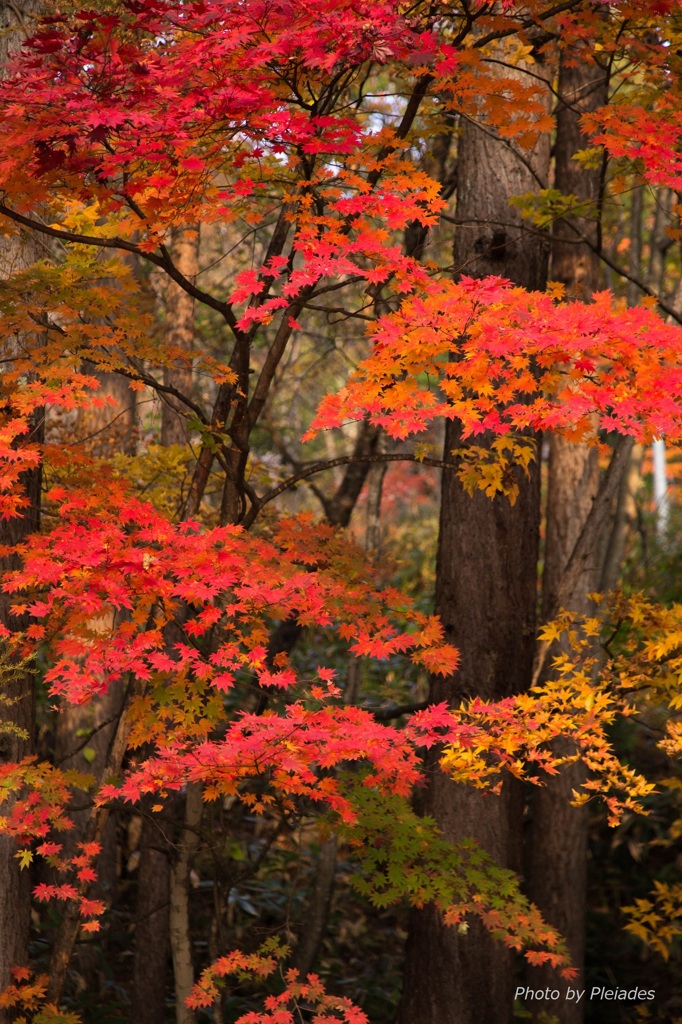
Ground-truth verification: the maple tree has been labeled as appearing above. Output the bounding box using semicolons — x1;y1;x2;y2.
1;0;682;1022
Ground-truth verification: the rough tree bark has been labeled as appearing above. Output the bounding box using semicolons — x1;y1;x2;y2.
169;783;203;1024
131;799;173;1024
398;46;553;1024
523;50;627;1024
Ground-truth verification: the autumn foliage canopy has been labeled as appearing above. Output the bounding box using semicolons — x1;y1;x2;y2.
1;0;682;1019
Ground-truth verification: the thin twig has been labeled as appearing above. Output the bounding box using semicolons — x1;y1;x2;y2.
242;451;454;529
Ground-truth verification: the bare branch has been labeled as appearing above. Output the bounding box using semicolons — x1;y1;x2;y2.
0;202;239;330
242;450;453;529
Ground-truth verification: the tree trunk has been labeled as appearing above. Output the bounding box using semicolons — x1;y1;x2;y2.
626;183;643;307
169;782;202;1024
524;441;598;1023
290;835;338;981
523;52;608;1024
161;226;199;447
398;45;552;1024
132;800;173;1024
